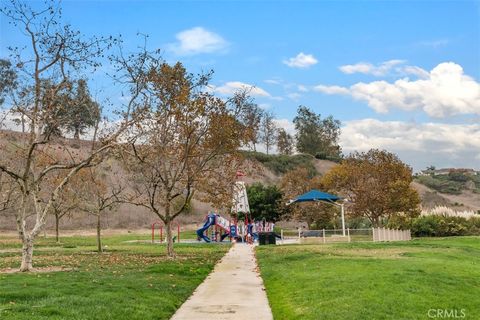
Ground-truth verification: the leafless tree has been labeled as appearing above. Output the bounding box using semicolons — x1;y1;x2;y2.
260;111;277;155
0;1;140;271
77;167;125;253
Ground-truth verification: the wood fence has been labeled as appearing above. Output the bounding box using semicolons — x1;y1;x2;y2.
372;227;411;242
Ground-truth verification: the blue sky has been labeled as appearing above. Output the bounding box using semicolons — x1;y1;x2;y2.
1;0;479;171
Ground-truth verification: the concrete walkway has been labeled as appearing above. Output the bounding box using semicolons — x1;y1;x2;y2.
170;244;273;320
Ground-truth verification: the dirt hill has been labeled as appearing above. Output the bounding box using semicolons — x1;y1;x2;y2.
412;182;480;212
1;129;478;232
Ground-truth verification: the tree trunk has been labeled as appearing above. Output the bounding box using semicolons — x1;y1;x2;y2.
165;218;174;258
20;237;34;272
96;213;102;253
55;214;60;243
74;129;80;140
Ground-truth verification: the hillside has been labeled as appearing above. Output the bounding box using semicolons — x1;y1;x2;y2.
0;130;337;231
1;129;478;231
413;170;480;212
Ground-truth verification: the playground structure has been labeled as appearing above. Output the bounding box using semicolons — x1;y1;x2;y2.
196;174;276;243
151;221;181;243
196;212;275;243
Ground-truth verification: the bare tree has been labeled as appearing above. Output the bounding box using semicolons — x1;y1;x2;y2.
260;111;277;155
238;99;263;151
50;188;78;243
0;171;18;214
77;167;124;253
0;1;139;271
44;169;82;242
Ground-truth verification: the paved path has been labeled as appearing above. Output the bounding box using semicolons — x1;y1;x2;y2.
170;243;273;320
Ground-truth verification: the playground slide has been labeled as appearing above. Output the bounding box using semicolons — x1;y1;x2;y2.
196;214;216;243
197;213;233;243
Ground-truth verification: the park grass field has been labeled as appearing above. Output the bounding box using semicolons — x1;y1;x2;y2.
257;237;480;320
0;233;229;320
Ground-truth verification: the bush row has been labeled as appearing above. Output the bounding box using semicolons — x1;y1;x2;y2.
389;215;480;237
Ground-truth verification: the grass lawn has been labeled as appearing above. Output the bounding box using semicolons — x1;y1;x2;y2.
0;234;229;320
256;237;480;320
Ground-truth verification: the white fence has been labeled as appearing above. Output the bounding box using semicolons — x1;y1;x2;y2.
372;228;411;242
279;227;411;244
281;228;373;244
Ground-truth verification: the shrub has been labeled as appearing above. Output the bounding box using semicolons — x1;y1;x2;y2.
242;151;317;175
410;215;478;237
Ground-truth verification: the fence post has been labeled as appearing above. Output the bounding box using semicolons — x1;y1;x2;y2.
151;224;154;244
372;228;376;242
347;228;351;242
322;229;326;244
281;229;284;245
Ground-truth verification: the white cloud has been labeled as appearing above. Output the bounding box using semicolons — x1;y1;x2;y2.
401;65;429;79
314;85;350;95
339;59;429;78
168;27;229;55
264;79;282;85
258;103;272;110
273;118;296;135
212;81;271;97
339;59;406;76
317;62;480;117
287;93;302;101
283;52;318;68
297;85;309;92
418;39;449;48
341;119;480;171
0;110;22;131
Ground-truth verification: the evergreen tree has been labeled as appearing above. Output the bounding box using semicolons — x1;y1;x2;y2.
66;79;100;140
0;59;17;105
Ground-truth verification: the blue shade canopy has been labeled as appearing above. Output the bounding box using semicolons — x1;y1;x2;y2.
290;189;341;204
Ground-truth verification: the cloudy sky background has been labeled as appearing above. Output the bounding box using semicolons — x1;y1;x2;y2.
1;1;479;171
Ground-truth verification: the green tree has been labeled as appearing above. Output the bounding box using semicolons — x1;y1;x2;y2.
0;59;17;105
293;106;341;158
276;128;294;155
247;183;286;222
66;79;100;140
322;149;421;227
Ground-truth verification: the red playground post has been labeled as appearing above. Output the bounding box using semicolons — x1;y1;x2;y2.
151;221;163;243
177;223;180;243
